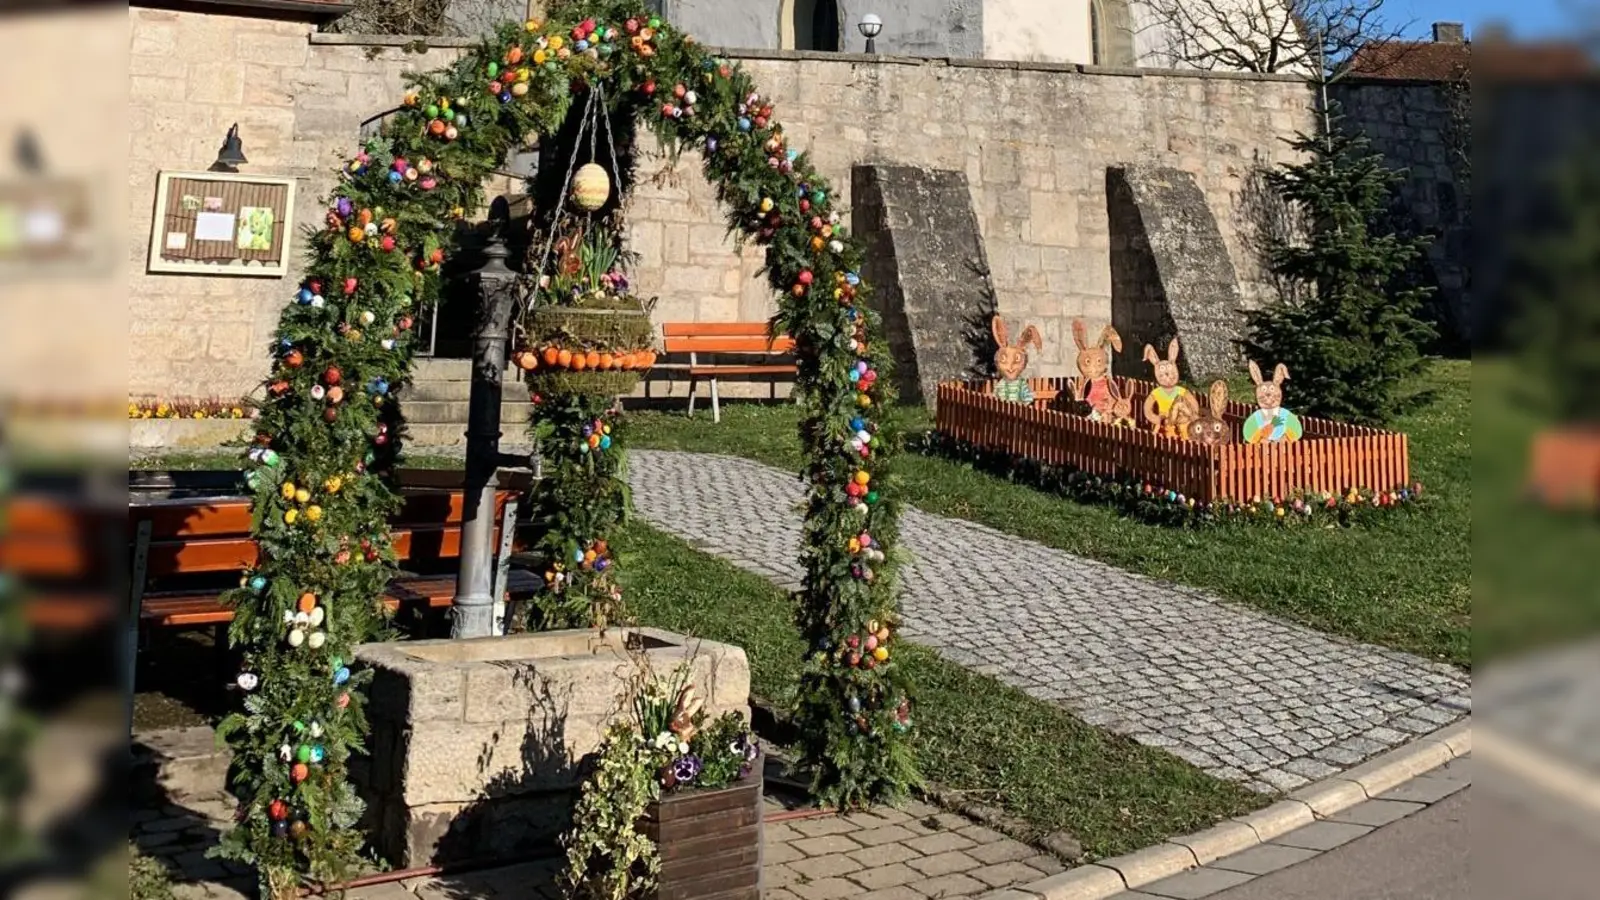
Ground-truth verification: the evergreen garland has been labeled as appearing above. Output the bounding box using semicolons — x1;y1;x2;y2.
221;1;917;891
1240;106;1436;427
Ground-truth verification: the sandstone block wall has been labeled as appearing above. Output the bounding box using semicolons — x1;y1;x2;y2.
1329;77;1471;347
128;7;1318;400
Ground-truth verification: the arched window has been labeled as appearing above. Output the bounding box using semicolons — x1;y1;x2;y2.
785;0;841;51
1090;0;1104;65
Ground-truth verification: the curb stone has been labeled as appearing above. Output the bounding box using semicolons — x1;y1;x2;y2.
978;718;1471;900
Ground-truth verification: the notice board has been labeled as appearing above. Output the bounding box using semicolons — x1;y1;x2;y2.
148;171;297;277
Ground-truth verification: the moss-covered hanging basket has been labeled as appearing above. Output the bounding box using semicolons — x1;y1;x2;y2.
516;295;656;396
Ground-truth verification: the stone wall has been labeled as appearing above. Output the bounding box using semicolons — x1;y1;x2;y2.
128;6;1316;398
1329;77;1471;348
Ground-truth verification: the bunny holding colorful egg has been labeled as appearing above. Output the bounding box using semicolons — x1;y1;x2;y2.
1242;361;1303;444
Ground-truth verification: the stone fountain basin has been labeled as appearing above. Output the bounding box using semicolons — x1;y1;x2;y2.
353;627;750;866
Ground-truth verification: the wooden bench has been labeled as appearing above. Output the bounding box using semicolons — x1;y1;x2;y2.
2;492;123;631
661;322;797;423
128;468;538;636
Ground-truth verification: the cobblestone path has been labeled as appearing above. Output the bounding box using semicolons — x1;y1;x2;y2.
627;450;1472;793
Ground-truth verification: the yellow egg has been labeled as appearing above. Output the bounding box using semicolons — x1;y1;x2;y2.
848;538;861;553
324;476;343;493
872;647;889;661
534;48;547;64
524;18;542;31
281;482;297;500
548;35;564;50
571;163;611;211
854;471;871;486
295;488;311;504
284;509;299;525
306;505;323;523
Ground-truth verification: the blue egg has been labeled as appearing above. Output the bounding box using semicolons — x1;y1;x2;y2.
787;149;799;162
297;288;313;304
600;435;612;450
334;667;350;685
573;548;584;563
850;417;865;431
845;272;860;286
576;39;589;51
388;171;403;183
249;576;268;592
310;746;325;763
737;117;751;131
848;370;860;382
500;92;512;103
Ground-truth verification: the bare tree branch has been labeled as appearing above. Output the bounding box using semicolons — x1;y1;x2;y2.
1135;0;1418;77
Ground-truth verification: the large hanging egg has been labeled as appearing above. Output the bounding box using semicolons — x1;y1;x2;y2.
571;163;611;211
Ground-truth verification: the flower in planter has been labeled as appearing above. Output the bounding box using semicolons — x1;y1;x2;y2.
670;755;703;785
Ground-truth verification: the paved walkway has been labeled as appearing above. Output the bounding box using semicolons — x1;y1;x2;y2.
627;450;1472;793
133;743;1062;900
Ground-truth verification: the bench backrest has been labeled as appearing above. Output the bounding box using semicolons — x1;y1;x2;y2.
131;489;521;579
661;322;796;355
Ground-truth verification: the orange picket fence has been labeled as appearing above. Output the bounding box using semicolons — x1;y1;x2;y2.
937;377;1411;503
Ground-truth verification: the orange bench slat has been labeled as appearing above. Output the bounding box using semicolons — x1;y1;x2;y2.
662;322;780;337
686;365;798;377
141;570;542;627
662;336;796;354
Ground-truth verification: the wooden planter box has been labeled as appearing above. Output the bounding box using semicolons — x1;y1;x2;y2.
937;377;1411;503
640;767;764;900
1526;428;1600;509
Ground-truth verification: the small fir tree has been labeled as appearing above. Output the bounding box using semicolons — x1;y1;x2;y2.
1240;106;1436;426
1511;143;1600;424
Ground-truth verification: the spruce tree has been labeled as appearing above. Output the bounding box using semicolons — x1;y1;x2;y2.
1240;105;1436;426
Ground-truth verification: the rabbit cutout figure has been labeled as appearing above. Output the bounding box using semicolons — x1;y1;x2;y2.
1191;380;1234;446
1106;379;1136;429
1071;319;1123;421
992;315;1044;405
1242;361;1304;444
1141;338;1199;438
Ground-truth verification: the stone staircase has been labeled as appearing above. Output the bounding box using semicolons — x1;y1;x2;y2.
400;357;536;448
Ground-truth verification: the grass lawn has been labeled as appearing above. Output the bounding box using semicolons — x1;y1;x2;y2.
616;519;1263;860
629;360;1472;668
1473;357;1600;661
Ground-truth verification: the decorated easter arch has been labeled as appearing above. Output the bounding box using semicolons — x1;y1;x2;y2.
222;2;918;896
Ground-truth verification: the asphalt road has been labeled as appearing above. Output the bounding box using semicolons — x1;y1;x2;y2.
1206;782;1600;900
1206;789;1469;900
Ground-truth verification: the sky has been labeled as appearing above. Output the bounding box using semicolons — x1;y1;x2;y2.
1387;0;1585;40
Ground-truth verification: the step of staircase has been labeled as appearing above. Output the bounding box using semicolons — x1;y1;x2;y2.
403;399;535;425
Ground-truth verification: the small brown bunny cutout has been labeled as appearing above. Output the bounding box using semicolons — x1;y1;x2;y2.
993;315;1043;381
1071;319;1123;411
1106;379;1136;428
1190;380;1233;446
1141;338;1198;438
